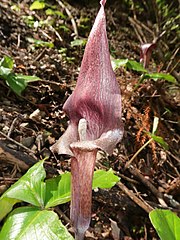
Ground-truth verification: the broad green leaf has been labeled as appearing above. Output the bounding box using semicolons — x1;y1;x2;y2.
30;1;45;11
0;207;74;240
143;73;176;83
93;169;120;189
111;58;128;70
0;198;21;221
0;56;14;77
5;74;40;95
111;58;147;72
0;56;14;69
0;162;120;220
149;133;169;150
5;74;27;95
70;39;87;47
149;209;180;240
45;170;120;208
0;161;46;220
0;66;12;77
45;172;71;208
126;60;147;72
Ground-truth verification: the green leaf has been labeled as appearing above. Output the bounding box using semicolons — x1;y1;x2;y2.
0;198;21;222
14;74;40;83
143;73;176;83
0;206;74;240
0;56;14;69
5;74;27;95
111;58;147;72
30;1;45;11
70;39;87;47
45;169;120;208
126;60;147;72
111;58;128;70
148;133;169;150
149;209;180;240
93;169;120;189
45;8;66;18
152;116;159;134
27;37;54;48
0;66;12;77
45;8;55;15
5;74;40;95
0;56;14;78
0;163;120;220
45;172;71;208
0;161;46;220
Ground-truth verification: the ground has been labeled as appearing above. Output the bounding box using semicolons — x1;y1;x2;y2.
0;0;179;239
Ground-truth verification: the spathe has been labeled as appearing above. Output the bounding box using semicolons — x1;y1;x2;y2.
51;0;123;239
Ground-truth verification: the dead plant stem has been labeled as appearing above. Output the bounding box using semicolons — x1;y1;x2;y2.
125;138;153;169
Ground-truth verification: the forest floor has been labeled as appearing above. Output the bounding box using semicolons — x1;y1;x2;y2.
0;0;179;239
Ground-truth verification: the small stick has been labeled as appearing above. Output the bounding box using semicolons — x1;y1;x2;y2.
0;177;19;181
0;131;36;156
125;138;153;169
48;25;63;42
7;116;19;138
57;0;78;37
128;165;168;207
117;181;153;213
17;33;21;48
55;206;71;224
96;162;139;184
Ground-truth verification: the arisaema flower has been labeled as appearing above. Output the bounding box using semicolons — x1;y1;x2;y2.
51;0;123;239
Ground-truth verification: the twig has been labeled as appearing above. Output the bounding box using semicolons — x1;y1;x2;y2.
128;17;146;43
128;165;168;207
0;131;36;156
54;206;71;224
166;47;180;72
57;0;78;37
34;48;46;62
96;161;139;184
166;150;180;164
116;172;139;185
117;181;153;213
7;116;19;137
0;146;30;170
152;0;160;34
165;157;180;177
48;25;63;42
33;13;63;42
130;17;154;35
0;177;19;181
17;33;21;48
39;79;76;87
125;138;153;169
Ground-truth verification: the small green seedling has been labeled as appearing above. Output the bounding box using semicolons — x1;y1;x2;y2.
0;56;40;95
